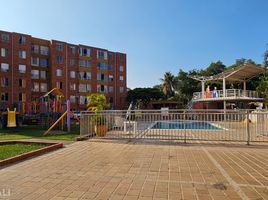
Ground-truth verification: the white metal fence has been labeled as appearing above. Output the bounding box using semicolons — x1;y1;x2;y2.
80;109;268;144
193;89;261;100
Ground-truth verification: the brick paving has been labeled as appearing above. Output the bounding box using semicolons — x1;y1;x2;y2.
0;140;267;199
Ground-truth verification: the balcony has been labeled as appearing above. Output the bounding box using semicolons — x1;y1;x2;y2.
192;89;263;102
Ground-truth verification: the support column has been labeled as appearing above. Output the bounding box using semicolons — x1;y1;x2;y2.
67;100;71;132
243;80;246;97
223;78;226;121
223;78;226;98
201;80;205;99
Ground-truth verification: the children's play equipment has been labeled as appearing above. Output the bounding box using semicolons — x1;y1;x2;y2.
7;108;17;127
0;88;80;134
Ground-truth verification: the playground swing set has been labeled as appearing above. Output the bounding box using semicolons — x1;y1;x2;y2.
0;88;80;135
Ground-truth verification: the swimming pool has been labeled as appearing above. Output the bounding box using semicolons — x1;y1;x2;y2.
151;121;222;130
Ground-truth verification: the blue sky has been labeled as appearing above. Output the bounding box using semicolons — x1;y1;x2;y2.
1;0;268;88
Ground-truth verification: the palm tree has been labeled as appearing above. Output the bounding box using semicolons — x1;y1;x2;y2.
160;72;176;98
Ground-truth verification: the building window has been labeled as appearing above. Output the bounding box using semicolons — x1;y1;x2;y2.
70;71;76;78
97;50;108;60
70;95;76;103
86;84;91;92
108;52;113;59
40;58;49;67
31;57;39;66
19;50;26;59
120;86;124;93
70;59;75;65
97;73;107;82
19;79;26;88
97;85;107;93
120;76;124;81
40;83;48;92
32;82;39;92
18;64;26;73
19;93;26;102
108;97;113;103
1;78;8;87
120;65;124;72
79;72;91;80
79;84;91;92
108;75;114;82
70;46;76;54
56;81;63;89
1;63;9;72
79;96;87;105
56;43;63;51
120;54;124;61
1;33;10;42
56;56;63;64
40;46;49;55
56;69;62;77
108;86;113;93
108;65;113;70
19;35;26;44
1;48;8;57
18;79;22;87
70;83;76;91
40;71;46;79
1;93;8;101
31;70;39;79
79;59;91;67
79;47;91;57
31;45;39;54
97;62;108;70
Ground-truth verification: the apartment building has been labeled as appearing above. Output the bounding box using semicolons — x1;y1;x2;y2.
0;30;127;110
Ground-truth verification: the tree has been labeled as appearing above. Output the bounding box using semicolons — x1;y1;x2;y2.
257;77;268;107
201;61;226;76
127;88;164;108
87;93;109;111
264;45;268;75
160;72;176;98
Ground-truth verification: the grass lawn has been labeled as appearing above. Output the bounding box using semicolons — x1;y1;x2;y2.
0;143;47;160
0;125;80;141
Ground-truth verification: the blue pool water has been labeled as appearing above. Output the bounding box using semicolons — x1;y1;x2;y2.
151;121;221;130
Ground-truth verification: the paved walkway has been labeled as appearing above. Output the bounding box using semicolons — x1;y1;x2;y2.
0;140;267;199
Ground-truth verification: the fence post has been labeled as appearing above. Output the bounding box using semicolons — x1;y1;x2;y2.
80;112;83;137
246;110;250;145
184;111;186;144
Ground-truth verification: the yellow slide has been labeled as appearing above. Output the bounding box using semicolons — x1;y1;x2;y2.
7;108;17;128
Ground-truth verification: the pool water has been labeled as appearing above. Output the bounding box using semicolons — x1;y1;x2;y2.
151;121;221;130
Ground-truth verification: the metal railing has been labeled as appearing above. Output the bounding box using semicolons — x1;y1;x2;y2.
193;89;262;100
80;109;268;144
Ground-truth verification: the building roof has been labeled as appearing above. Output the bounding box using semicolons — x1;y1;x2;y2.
189;64;265;82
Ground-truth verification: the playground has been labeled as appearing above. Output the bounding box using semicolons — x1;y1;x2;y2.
0;88;80;141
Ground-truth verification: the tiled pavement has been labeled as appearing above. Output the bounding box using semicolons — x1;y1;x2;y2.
0;140;267;200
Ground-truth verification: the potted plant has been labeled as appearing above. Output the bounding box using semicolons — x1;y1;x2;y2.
90;115;107;137
87;93;109;137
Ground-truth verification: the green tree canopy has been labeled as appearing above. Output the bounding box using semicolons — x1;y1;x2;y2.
87;93;109;111
127;88;164;108
160;72;176;98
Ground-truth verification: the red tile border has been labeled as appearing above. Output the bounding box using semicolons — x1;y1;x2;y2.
0;141;63;167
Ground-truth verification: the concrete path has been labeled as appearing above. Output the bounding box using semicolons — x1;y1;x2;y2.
0;140;267;199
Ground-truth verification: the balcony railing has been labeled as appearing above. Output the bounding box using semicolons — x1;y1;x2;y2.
193;89;262;101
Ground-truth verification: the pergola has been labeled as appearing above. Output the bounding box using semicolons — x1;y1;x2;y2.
188;63;265;110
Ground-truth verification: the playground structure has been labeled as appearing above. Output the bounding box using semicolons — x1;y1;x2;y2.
0;88;80;135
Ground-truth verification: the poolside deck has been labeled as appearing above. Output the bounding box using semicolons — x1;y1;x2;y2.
0;140;267;199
